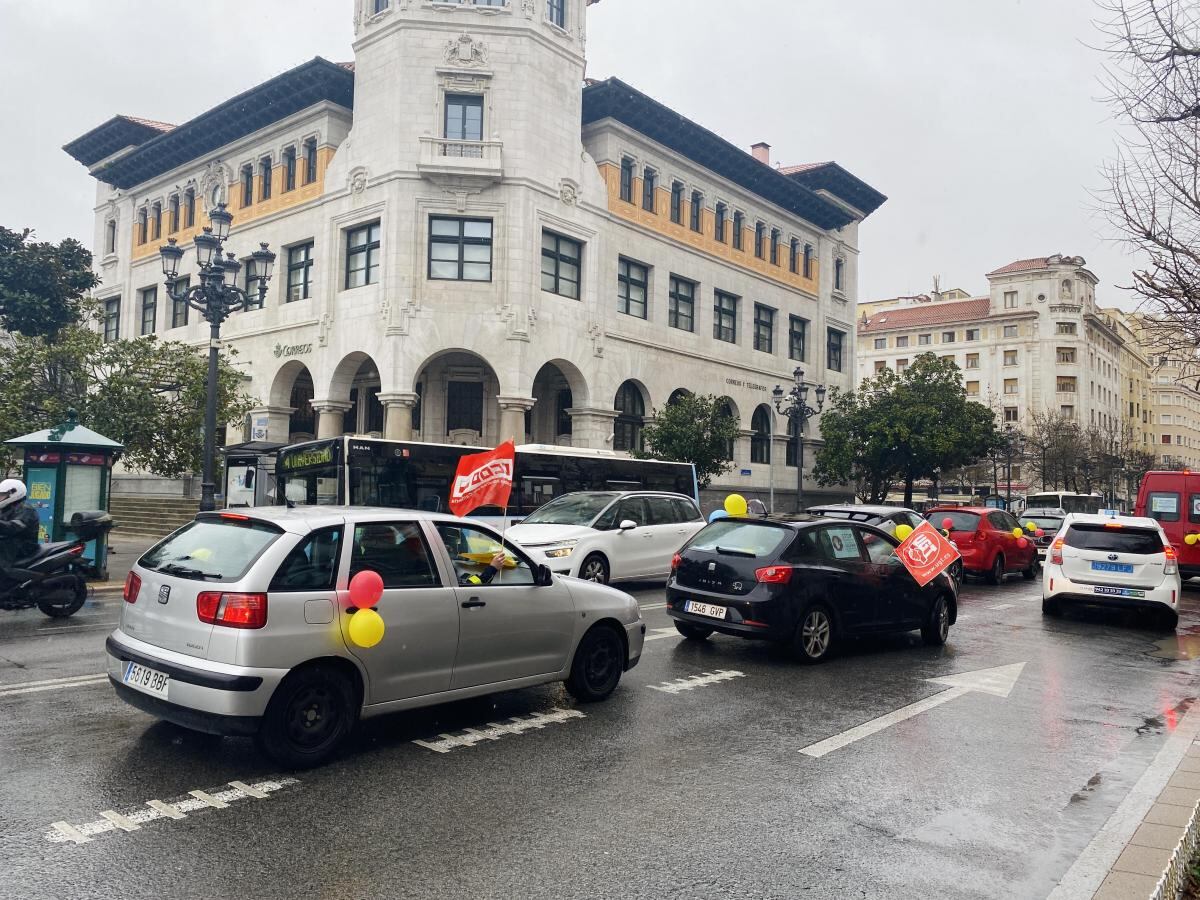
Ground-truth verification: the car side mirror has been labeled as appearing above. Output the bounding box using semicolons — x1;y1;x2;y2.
619;520;638;532
535;564;554;587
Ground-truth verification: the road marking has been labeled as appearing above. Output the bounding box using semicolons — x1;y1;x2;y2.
640;602;667;610
648;670;746;694
0;674;108;698
987;603;1015;611
413;708;585;754
799;663;1026;758
643;627;678;642
44;779;299;845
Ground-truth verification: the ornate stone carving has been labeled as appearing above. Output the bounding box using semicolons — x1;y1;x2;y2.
559;179;579;207
444;33;489;67
522;0;536;18
350;167;369;195
200;160;232;212
588;321;605;357
317;312;334;347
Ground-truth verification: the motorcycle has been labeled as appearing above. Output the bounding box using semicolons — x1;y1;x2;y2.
0;511;116;618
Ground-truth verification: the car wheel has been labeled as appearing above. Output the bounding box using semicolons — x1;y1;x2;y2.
1155;609;1180;632
1022;558;1040;581
566;624;624;702
1042;597;1063;617
674;621;713;641
257;664;358;769
921;595;951;646
37;575;87;618
579;553;610;585
792;604;835;664
987;555;1005;585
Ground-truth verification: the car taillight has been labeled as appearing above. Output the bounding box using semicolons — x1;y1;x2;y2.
1165;545;1179;575
123;571;142;604
196;592;268;629
1050;538;1064;566
755;565;792;584
671;553;682;572
69;545;84;556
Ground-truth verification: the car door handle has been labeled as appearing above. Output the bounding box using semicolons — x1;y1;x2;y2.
461;598;487;609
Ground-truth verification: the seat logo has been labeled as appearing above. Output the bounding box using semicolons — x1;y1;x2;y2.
158;585;170;605
707;562;716;572
1107;554;1118;561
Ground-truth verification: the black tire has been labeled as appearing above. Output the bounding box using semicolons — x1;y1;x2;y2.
1042;597;1063;617
1022;558;1039;581
256;665;358;769
1155;609;1180;632
566;625;624;702
37;576;87;619
792;604;835;664
987;555;1005;586
579;553;610;585
674;621;713;641
921;595;951;646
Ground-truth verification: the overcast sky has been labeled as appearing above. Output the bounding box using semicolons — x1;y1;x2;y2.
0;0;1128;304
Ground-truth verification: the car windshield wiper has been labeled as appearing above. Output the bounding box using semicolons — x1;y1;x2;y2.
159;563;222;579
714;546;756;558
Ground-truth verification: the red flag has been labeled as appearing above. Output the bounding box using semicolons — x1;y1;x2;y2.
449;441;516;517
895;521;962;588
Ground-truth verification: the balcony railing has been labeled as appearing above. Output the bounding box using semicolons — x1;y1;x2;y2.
418;137;503;182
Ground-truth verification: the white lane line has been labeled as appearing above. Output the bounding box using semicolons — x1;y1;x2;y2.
99;810;140;832
45;778;299;845
0;673;108;690
0;675;108;698
987;604;1015;611
640;602;667;610
643;627;678;642
229;780;269;799
413;708;585;754
648;670;745;694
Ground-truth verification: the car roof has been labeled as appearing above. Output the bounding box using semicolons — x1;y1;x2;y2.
808;504;916;518
199;506;485;535
547;490;694;501
1062;512;1163;530
927;506;993;515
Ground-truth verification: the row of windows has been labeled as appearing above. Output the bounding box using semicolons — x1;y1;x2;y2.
867;321;1093;350
373;0;565;26
615;157;844;290
239;139;320;208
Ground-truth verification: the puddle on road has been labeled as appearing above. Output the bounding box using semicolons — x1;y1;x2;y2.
1149;629;1200;660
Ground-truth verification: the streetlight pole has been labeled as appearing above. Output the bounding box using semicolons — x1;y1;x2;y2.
159;204;276;512
772;367;826;514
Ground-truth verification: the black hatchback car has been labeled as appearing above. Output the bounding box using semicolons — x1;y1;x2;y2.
808;503;964;588
666;517;958;663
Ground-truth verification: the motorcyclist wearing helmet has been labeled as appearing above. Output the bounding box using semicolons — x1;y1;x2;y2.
0;479;40;581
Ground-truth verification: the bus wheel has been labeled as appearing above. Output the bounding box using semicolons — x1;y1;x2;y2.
580;554;610;584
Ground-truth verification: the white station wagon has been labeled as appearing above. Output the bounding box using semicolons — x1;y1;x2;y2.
107;507;645;767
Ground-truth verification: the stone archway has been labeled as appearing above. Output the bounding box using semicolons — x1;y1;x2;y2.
412;349;502;446
613;380;650;453
315;352;383;439
751;404;774;465
530;360;590;446
257;360;316;444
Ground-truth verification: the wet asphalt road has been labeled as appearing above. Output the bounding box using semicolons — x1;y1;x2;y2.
1;576;1199;900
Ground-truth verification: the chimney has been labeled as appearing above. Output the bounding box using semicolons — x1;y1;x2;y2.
751;142;771;165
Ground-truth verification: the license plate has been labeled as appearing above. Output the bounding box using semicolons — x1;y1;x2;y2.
123;661;169;699
684;600;728;621
1092;562;1134;574
1094;586;1146;599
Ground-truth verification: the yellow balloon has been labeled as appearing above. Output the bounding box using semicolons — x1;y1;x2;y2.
1187;534;1199;546
895;524;914;541
724;494;749;517
1012;528;1024;539
1025;522;1037;532
190;547;213;561
348;608;385;649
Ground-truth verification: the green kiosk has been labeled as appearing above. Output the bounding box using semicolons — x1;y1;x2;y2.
4;410;123;579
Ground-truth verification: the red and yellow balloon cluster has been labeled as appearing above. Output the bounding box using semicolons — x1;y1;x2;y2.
345;571;386;649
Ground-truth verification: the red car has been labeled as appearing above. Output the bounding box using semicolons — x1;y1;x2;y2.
925;507;1039;584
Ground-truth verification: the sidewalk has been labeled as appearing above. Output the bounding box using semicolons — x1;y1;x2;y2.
91;534;161;595
1051;706;1200;899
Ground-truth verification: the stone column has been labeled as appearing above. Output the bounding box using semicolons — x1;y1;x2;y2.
379;392;420;441
246;405;296;444
566;407;619;450
497;396;536;445
311;400;352;440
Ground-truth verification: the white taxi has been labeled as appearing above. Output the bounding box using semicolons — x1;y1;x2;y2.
1042;512;1181;630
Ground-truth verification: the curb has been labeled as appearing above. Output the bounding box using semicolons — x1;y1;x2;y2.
1151;797;1200;900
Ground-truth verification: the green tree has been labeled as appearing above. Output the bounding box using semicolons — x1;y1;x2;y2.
0;326;254;477
814;354;1001;504
0;227;98;337
634;393;740;489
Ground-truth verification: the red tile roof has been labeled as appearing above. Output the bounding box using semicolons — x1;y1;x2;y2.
777;162;832;176
987;257;1051;276
859;298;992;333
121;116;174;133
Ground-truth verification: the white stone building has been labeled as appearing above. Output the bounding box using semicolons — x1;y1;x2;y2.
858;255;1125;433
64;0;884;507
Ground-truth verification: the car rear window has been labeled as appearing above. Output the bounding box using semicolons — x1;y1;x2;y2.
688;521;792;558
140;518;283;582
1063;524;1164;555
1026;516;1064;531
1148;492;1181;523
931;511;980;532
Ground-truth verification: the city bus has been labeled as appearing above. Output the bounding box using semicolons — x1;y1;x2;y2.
1024;491;1104;515
270;437;699;518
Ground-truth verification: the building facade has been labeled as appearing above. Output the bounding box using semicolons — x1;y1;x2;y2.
65;0;884;507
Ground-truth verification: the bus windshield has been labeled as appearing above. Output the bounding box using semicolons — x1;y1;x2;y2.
521;492;620;526
1026;492;1102;515
277;442;342;505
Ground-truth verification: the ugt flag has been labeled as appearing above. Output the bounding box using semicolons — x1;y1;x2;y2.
449;441;515;517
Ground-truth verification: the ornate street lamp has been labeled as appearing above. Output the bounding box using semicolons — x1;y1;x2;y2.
773;367;826;513
159;204;276;512
1002;423;1026;510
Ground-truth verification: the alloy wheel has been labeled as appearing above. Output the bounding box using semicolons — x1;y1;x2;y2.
802;609;831;659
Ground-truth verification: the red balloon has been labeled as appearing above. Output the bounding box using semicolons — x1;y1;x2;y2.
348;570;384;609
1017;537;1029;549
942;518;954;530
1035;529;1045;538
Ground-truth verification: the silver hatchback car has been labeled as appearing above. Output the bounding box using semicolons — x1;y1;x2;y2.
106;507;644;767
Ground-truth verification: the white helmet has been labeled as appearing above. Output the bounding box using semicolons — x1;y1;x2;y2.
0;479;27;510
